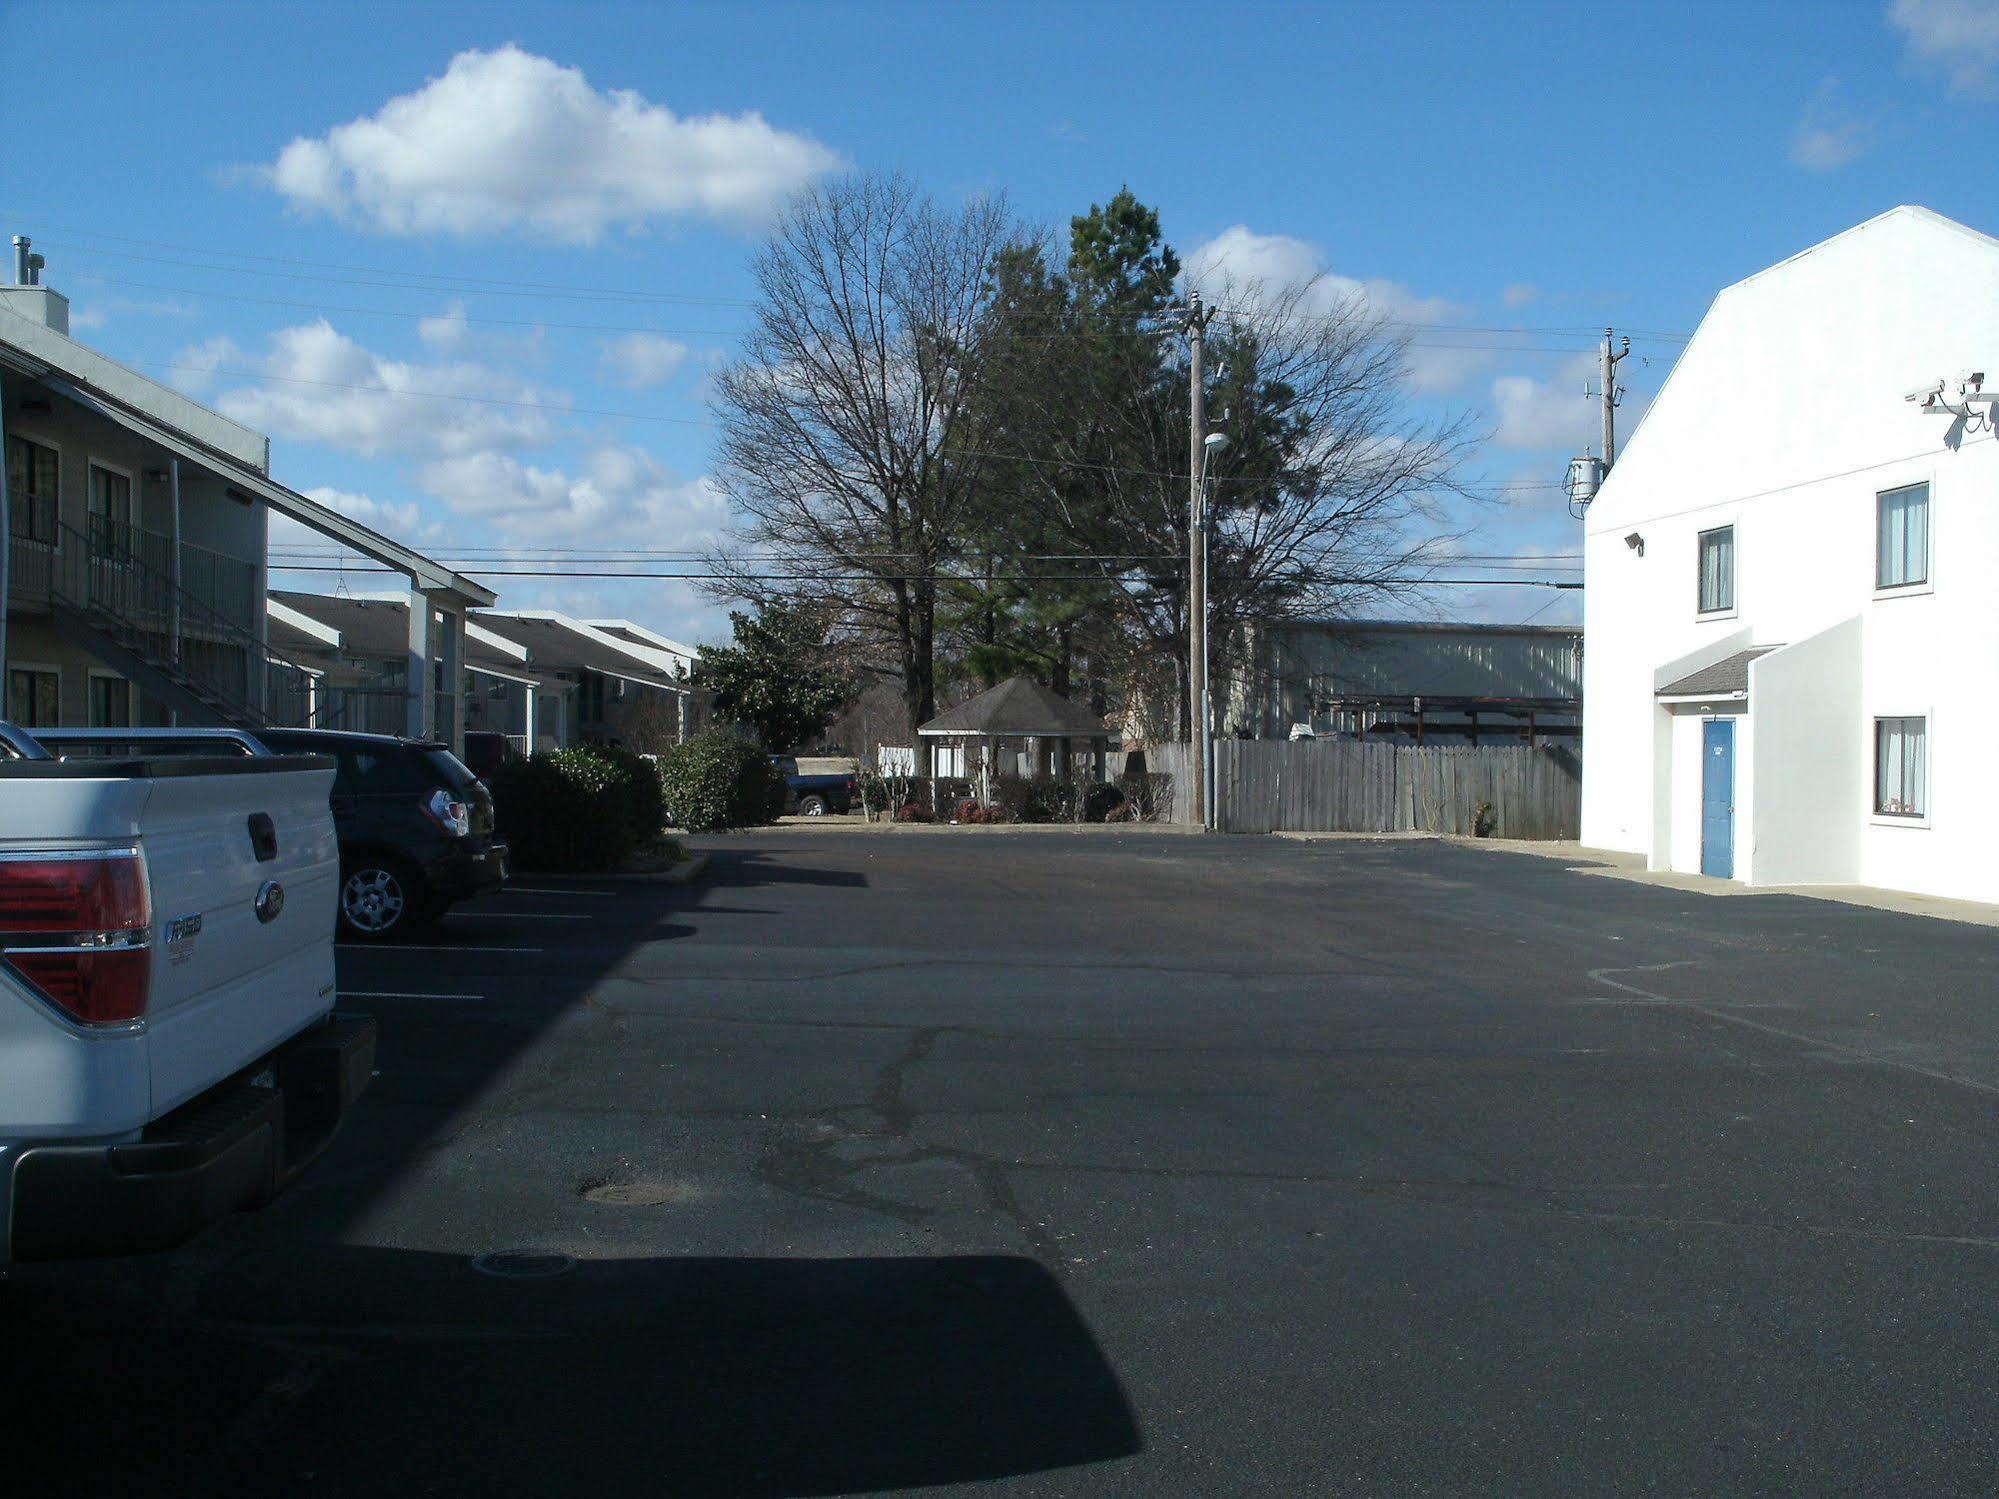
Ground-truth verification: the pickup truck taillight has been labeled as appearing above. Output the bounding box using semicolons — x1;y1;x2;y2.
0;849;152;1024
421;787;471;838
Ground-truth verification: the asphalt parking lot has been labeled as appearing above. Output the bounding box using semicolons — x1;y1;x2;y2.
8;829;1999;1496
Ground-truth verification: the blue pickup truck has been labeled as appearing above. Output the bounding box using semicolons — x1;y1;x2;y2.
768;756;857;817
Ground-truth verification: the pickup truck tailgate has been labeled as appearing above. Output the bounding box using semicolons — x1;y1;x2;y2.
137;764;340;1116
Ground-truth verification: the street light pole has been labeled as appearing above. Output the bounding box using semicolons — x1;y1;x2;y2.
1185;292;1215;827
1199;431;1228;830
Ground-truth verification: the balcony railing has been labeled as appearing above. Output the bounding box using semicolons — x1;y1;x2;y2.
30;515;317;729
7;505;257;630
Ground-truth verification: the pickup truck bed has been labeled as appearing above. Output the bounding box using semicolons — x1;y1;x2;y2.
0;745;374;1261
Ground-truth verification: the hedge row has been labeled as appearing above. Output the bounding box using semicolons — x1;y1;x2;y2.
489;731;776;870
876;773;1166;824
657;733;785;833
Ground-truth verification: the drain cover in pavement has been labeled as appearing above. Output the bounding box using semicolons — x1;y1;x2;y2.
470;1250;576;1280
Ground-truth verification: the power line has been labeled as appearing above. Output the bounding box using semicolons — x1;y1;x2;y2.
68;262;1654;355
121;356;1568;492
267;561;1582;587
30;230;1686;345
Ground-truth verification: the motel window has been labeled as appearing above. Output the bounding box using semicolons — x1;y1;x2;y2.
1876;482;1929;590
88;674;132;729
1874;717;1927;819
87;463;132;532
1697;525;1735;614
5;433;58;544
7;667;59;727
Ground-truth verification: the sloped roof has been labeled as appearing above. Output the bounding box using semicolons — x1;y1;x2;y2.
275;591;536;679
471;610;685;690
0;309;494;606
917;676;1108;737
1656;647;1778;699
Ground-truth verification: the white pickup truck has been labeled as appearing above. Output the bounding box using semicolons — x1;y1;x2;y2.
0;721;375;1261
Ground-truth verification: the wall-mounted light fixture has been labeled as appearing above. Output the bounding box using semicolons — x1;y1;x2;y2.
1907;371;1991;422
1624;532;1645;556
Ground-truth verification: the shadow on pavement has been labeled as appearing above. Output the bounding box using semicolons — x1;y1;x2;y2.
6;1248;1139;1497
700;846;871;890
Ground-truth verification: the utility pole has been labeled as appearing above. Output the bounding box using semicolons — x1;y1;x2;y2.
1185;291;1216;827
1598;327;1630;468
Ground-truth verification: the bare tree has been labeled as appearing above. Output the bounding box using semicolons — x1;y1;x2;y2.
710;172;1022;730
993;263;1481;736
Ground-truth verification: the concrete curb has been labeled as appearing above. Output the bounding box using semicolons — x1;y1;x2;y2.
519;852;710;886
739;820;1205;835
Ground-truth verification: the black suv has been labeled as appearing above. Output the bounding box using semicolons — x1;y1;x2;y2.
257;730;509;941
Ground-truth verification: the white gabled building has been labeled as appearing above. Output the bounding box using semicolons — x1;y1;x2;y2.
1583;205;1999;902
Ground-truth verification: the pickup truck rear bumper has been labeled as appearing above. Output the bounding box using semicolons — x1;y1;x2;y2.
4;1013;376;1262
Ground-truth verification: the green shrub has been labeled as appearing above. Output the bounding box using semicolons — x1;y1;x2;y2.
569;741;665;840
991;774;1059;823
657;731;782;832
489;752;634;871
1083;782;1128;822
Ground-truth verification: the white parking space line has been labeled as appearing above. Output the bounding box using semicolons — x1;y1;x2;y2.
339;944;545;954
341;990;485;1001
498;887;606;897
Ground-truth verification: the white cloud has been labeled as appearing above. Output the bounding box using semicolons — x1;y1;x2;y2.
414;300;546;361
597;331;690;388
418;443;728;544
261;45;843;241
266;485;442;558
1889;0;1999;95
211;318;562;458
1184;225;1491;393
1790;78;1868;170
166;334;246;395
1490;353;1603;451
416;302;473;350
1501;283;1540;310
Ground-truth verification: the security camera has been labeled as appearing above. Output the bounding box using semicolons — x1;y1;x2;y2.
1904;380;1945;404
1958;370;1986;392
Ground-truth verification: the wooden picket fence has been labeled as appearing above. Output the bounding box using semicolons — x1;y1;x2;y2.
1141;740;1580;839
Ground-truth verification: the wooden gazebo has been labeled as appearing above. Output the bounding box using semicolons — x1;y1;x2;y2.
916;676;1112;799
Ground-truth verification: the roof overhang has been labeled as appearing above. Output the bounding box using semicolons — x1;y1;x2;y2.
468;661;539;689
23;364;496;608
1658;691;1748;710
465;619;529;665
583;618;701;660
916;726;1109;737
266;596;343;649
472;609;687;691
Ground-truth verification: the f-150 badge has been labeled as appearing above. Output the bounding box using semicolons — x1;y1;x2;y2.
165;913;202;965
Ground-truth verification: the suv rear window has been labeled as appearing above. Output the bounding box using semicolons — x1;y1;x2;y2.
334;749;436;795
423;749;480;791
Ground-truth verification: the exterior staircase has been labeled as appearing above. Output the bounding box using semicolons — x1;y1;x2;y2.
40;516;318;730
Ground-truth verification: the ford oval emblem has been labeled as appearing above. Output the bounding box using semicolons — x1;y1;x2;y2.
254;880;286;924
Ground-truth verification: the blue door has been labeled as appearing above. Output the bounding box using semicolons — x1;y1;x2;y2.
1701;719;1735;878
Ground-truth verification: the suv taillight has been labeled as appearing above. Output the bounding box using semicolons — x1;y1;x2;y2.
0;849;152;1024
421;787;471;838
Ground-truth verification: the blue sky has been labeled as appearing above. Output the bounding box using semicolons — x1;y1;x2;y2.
5;0;1997;643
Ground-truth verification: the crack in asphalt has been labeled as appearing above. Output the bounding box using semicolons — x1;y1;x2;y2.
752;1025;1067;1266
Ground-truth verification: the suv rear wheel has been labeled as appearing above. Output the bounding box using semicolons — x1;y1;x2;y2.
797;793;828;817
339;857;428;941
